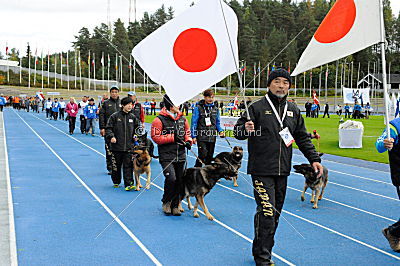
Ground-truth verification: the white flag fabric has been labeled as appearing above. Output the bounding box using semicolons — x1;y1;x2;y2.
132;0;238;105
343;87;370;104
292;0;381;76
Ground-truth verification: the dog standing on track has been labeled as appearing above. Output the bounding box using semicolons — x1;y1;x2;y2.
293;163;328;209
132;149;152;190
214;146;243;187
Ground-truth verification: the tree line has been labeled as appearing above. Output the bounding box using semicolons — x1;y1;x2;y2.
2;0;400;92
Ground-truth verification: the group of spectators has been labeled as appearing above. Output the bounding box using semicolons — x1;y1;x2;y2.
304;101;373;119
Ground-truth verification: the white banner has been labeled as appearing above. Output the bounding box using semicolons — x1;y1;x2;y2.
343;87;370;104
220;116;239;131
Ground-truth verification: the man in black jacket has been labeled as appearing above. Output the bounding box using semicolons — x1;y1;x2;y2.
234;69;323;266
99;86;121;175
106;97;141;191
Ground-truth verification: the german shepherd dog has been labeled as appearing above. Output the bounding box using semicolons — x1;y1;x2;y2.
180;161;237;220
214;146;243;187
293;163;328;209
132;149;152;191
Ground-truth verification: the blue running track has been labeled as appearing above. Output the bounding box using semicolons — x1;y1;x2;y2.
2;108;400;265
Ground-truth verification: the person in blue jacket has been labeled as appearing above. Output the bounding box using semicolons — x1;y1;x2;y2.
84;98;98;136
344;103;351;118
376;117;400;252
353;101;362;119
51;98;61;120
191;89;224;167
0;95;6;112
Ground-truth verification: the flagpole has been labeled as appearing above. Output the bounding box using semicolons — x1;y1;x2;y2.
309;70;312;98
115;53;118;86
41;51;44;89
379;0;391;138
120;55;123;86
253;62;256;96
107;54;110;89
357;62;361;89
34;50;37;86
74;50;77;89
129;56;132;91
133;66;137;93
318;65;322;99
350;61;354;89
334;60;338;108
303;72;306;97
93;52;96;91
67;51;70;91
88;51;91;91
325;64;328;103
19;55;22;85
28;49;31;88
54;53;57;90
47;51;50;87
258;61;261;94
102;52;105;90
340;61;344;97
294;64;297;97
60;53;63;87
78;50;83;91
6;43;9;83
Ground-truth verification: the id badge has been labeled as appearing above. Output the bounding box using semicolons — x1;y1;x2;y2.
71;110;75;113
205;117;212;126
90;110;93;114
279;127;294;147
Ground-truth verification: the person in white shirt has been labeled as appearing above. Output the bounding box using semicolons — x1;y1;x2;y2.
45;98;53;119
59;97;66;120
78;96;88;134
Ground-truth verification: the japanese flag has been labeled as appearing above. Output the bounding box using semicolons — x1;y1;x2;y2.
292;0;381;76
132;0;238;105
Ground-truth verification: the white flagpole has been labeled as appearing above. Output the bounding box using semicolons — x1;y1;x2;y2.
102;52;105;90
78;50;82;91
258;61;261;93
88;51;91;91
54;54;57;90
357;62;361;89
120;55;123;86
133;58;136;92
41;51;44;89
34;50;37;86
294;64;297;97
129;56;132;91
6;42;9;83
350;61;354;89
309;70;312;98
28;46;31;88
318;65;322;98
379;0;391;138
74;50;77;89
253;62;256;96
60;53;63;87
93;52;96;91
340;61;344;97
67;51;70;91
303;72;306;97
47;51;50;87
19;54;22;85
107;54;110;89
334;60;338;108
115;53;118;85
325;64;328;102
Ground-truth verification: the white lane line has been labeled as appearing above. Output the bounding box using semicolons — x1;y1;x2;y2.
214;183;400;261
222;137;390;174
215;143;392;185
2;112;18;266
138;178;295;266
14;111;162;266
212;144;398;201
31;113;295;266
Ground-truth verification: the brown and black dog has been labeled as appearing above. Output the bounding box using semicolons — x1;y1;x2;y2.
180;161;237;220
132;149;152;191
214;146;243;187
293;163;328;209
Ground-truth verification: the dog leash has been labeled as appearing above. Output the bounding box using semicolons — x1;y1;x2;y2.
224;136;233;149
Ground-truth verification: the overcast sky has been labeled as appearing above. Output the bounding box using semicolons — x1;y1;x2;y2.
1;0;399;55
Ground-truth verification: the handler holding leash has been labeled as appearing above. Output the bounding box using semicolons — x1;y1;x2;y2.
376;117;400;252
105;97;141;191
99;86;121;175
191;89;224;167
234;69;323;266
151;94;192;216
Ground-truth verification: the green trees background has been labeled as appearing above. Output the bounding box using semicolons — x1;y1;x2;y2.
7;0;400;90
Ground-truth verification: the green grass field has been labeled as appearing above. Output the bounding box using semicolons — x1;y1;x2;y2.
144;113;389;164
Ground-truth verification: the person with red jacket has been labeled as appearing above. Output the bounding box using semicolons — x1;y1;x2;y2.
151;94;192;216
65;97;79;135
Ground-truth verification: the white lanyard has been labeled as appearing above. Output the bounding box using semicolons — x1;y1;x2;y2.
265;95;287;129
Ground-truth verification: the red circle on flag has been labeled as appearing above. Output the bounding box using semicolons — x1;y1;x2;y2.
173;28;217;72
314;0;356;44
